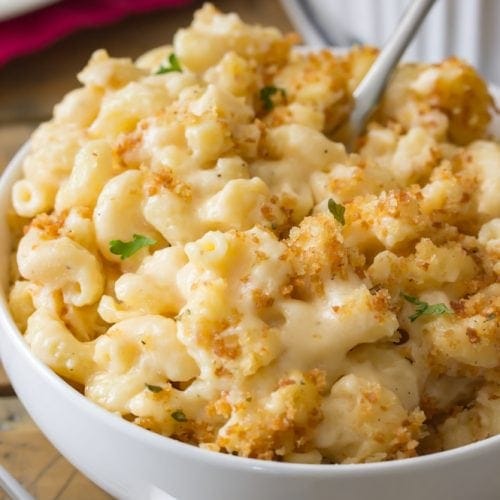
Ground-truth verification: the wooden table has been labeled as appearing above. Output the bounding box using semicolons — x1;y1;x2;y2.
0;1;293;498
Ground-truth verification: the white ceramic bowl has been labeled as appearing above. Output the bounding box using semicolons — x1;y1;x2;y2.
1;101;500;500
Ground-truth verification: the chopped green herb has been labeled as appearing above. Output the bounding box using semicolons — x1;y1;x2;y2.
155;53;182;74
145;384;162;393
401;293;452;322
109;234;156;260
485;313;496;322
259;85;286;110
327;198;346;225
171;409;187;422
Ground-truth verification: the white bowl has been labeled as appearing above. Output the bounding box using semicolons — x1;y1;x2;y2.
1;99;500;500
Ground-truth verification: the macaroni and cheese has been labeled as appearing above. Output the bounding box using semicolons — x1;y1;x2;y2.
7;4;500;463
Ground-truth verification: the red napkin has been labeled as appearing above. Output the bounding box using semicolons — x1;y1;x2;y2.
0;0;194;67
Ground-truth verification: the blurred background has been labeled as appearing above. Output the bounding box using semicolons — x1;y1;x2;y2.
283;0;500;82
0;0;497;497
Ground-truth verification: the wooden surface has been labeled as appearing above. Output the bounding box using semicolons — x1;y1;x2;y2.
0;1;293;498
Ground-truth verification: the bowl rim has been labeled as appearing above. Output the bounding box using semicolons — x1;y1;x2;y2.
1;92;500;477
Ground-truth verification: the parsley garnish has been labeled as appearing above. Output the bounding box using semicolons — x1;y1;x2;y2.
171;409;187;422
155;53;182;74
327;198;346;225
401;293;452;322
485;313;496;322
259;85;286;110
145;384;162;393
109;234;156;260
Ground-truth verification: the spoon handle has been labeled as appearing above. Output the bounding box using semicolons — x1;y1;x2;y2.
0;465;34;500
350;0;438;139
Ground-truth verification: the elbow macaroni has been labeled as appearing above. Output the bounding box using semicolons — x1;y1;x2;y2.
7;3;500;463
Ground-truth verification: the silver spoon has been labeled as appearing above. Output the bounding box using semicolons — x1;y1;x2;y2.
349;0;438;148
0;464;34;500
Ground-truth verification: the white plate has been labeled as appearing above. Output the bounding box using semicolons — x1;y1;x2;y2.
0;0;61;22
